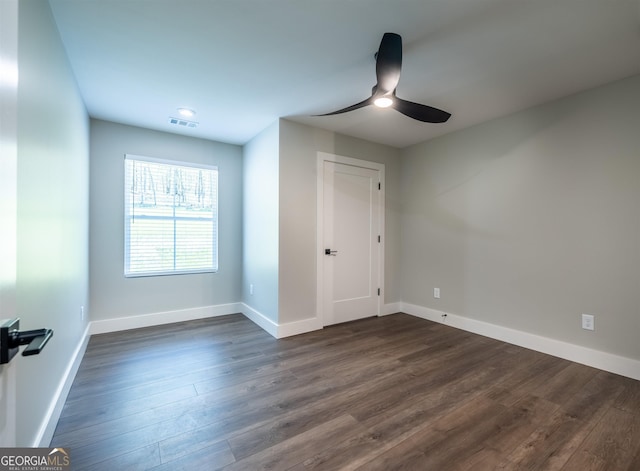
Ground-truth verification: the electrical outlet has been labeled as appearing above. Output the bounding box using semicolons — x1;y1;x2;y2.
581;314;594;331
80;306;84;321
249;284;254;295
434;287;440;299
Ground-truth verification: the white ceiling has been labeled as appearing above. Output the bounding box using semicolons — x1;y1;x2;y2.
48;0;640;149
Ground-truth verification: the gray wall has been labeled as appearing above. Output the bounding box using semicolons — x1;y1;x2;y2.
90;120;242;321
400;74;640;360
242;122;280;322
278;119;402;325
16;0;89;445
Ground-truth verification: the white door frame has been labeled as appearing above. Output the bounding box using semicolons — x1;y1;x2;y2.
316;152;385;326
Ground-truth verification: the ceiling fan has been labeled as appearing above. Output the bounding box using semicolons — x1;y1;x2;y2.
316;32;451;123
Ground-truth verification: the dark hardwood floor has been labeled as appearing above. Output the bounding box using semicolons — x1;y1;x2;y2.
51;313;640;470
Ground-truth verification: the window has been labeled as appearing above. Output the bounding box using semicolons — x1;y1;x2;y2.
124;154;218;277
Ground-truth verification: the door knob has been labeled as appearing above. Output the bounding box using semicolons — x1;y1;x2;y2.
324;248;338;256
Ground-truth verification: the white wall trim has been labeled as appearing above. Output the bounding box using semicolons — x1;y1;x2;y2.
240;303;278;338
401;302;640;381
89;301;322;343
277;316;323;338
239;303;322;339
381;302;401;316
89;303;243;335
36;323;91;447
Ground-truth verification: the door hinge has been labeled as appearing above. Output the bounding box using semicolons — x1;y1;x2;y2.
378;182;381;190
377;288;380;296
378;235;381;243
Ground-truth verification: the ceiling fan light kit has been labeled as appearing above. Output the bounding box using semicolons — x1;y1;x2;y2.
316;32;451;123
374;96;393;108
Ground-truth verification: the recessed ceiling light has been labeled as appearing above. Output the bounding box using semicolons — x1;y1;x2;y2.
177;108;196;117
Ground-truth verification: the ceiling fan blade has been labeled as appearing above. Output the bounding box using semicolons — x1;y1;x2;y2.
313;32;451;124
392;97;451;123
375;33;402;94
315;96;374;116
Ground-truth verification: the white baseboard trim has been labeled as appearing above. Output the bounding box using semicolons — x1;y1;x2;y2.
277;316;323;338
89;302;322;341
401;302;640;382
239;303;322;338
89;303;243;335
240;303;278;338
36;323;91;447
241;301;404;339
381;302;401;316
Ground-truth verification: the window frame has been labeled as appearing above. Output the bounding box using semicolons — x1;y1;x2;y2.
123;154;219;278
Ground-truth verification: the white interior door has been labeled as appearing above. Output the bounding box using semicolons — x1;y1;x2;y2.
321;159;382;326
0;0;19;447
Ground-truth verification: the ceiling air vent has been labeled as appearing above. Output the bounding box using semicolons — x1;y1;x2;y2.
169;117;198;128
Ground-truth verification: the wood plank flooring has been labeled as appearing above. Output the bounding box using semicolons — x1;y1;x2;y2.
51;313;640;470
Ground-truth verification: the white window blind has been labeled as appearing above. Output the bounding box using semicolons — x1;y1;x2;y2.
124;154;218;277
